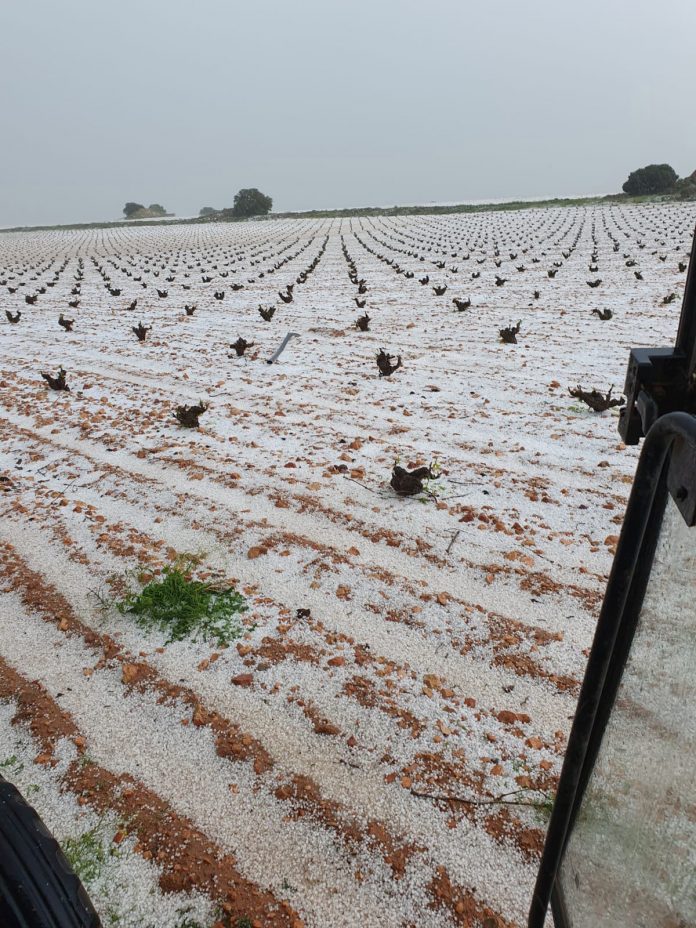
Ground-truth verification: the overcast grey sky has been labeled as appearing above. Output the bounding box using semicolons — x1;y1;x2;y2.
1;0;695;227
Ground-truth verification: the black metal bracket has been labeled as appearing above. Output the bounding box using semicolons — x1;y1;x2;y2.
618;346;692;444
618;223;696;444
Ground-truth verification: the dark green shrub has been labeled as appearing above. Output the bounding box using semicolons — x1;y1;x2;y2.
232;188;273;218
622;164;678;196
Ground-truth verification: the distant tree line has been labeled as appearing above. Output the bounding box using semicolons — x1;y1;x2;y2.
123;187;273;219
622;164;696;199
122;168;696;227
123;189;273;222
123;202;171;219
198;188;273;220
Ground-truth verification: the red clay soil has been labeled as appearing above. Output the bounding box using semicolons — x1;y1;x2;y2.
0;655;301;927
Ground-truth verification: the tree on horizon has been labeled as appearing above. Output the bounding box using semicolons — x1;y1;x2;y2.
123;201;145;218
622;164;678;196
232;188;272;218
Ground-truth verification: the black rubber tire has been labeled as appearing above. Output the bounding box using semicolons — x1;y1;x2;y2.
0;775;101;928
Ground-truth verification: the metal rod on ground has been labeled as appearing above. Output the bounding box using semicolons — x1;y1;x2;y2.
267;332;300;364
446;530;460;554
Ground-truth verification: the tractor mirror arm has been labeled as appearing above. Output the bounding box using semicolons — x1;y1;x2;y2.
618;222;696;445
